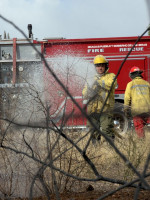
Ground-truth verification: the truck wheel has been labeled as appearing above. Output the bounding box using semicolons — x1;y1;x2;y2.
113;111;129;136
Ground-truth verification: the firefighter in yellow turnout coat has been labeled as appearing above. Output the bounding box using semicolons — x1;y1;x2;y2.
82;55;117;144
124;66;150;138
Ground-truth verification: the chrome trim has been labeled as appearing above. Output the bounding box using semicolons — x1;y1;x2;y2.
115;94;124;100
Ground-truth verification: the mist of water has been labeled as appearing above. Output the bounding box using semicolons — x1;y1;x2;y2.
46;55;96;89
7;55;96;125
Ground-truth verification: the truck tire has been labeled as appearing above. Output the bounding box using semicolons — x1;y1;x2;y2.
113;111;129;136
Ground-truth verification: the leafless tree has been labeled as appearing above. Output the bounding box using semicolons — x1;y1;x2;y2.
0;14;150;200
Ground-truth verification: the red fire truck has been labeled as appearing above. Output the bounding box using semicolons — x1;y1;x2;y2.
0;27;150;134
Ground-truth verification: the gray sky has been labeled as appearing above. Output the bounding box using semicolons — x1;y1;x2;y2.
0;0;150;40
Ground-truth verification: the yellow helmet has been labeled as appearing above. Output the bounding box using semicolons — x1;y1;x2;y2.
93;55;108;65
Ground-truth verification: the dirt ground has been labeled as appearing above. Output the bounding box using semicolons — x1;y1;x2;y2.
31;188;150;200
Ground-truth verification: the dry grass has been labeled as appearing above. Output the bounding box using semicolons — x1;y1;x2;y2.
60;128;150;182
1;127;150;198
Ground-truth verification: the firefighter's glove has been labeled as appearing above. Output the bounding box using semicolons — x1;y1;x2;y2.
88;81;101;98
93;80;100;90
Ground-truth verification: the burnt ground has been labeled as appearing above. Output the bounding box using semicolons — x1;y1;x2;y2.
29;188;150;200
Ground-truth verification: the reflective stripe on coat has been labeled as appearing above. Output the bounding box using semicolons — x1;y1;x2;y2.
124;77;150;116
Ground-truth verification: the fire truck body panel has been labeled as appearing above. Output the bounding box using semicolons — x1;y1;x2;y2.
43;36;150;100
0;39;44;125
42;36;150;131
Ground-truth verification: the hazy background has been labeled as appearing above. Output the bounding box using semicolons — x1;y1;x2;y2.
0;0;149;40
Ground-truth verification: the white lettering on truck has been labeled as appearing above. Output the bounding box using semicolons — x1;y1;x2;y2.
119;47;144;52
87;48;104;53
87;44;146;53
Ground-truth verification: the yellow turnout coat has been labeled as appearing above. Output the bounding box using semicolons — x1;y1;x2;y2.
82;71;117;114
124;77;150;116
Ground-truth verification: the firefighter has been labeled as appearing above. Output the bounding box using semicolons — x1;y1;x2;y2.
82;55;117;144
124;66;150;138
